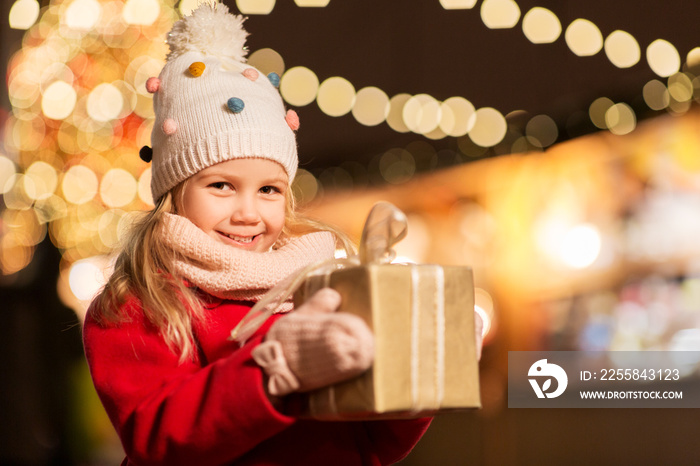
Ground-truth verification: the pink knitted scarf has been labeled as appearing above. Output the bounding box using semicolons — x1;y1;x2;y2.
160;213;336;303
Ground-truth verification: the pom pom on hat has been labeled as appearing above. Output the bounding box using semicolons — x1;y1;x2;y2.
163;118;178;135
146;77;160;93
188;62;206;77
166;2;248;63
268;72;281;88
227;97;245;113
242;68;259;81
139;145;153;163
285;109;300;131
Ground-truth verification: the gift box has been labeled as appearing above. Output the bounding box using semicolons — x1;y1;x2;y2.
292;263;481;420
231;201;481;420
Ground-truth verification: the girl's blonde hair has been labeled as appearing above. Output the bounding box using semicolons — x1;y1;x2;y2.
92;182;354;362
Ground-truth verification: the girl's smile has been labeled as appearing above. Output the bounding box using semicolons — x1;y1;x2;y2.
178;158;288;252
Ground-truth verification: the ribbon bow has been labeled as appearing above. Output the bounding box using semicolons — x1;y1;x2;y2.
359;201;408;264
230;201;408;345
250;340;301;396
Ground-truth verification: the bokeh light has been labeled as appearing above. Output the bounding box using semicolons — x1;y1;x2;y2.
87;83;124;122
522;7;561;44
294;0;330;6
247;48;285;76
137;168;154;206
0;156;18;195
560;224;602;269
317;77;355;117
480;0;520;29
41;81;77;120
25;161;58;200
8;68;40;109
291;169;320;205
64;0;102;31
386;94;411;133
643;79;670;111
98;209;124;249
687;47;700;68
604;30;640;68
525;114;558;148
279;66;319;106
236;0;275;15
589;97;614;129
403;94;441;135
9;0;40;30
122;0;160;26
565;19;603;57
469;107;507;147
100;168;137;207
4;208;45;246
440;0;477;9
440;97;476;137
605;103;636;135
379;148;416;184
667;73;694;102
474;288;495;339
352;87;389;127
4;174;34;210
0;234;33;275
62;165;99;205
68;257;111;302
647;39;681;77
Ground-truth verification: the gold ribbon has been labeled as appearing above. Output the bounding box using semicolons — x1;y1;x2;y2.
230;202;408;345
410;265;446;412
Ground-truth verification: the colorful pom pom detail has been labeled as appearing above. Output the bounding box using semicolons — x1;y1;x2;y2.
268;72;280;88
285;109;300;131
242;68;259;81
227;97;245;113
146;77;160;93
139;145;153;163
189;62;206;77
163;118;178;135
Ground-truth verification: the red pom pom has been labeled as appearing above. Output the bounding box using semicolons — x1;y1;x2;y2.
146;77;160;93
163;118;178;135
242;68;259;81
285;110;300;131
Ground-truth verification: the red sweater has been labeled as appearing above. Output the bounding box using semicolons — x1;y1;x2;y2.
83;294;431;466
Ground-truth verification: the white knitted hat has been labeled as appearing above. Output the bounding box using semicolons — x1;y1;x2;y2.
142;1;299;201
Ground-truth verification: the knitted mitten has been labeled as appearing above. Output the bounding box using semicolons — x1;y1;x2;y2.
252;288;374;396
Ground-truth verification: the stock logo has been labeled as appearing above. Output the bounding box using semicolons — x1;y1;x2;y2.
528;359;568;399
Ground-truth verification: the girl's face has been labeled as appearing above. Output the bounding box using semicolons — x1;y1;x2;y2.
179;158;288;252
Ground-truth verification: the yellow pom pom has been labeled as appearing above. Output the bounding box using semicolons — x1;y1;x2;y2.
189;62;206;77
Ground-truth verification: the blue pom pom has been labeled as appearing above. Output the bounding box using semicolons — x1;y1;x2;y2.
227;97;245;113
267;72;280;88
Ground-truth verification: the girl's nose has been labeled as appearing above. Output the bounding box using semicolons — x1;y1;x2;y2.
231;196;260;224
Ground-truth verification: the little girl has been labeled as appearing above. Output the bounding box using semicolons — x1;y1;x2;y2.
83;3;434;465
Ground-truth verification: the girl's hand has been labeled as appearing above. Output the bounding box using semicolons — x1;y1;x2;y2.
252;288;374;396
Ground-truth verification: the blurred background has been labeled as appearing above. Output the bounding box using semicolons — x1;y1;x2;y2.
3;0;700;464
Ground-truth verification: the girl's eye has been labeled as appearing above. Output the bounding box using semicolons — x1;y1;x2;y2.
260;185;281;195
209;182;231;190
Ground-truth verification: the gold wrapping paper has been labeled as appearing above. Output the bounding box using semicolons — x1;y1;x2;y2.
293;264;481;420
